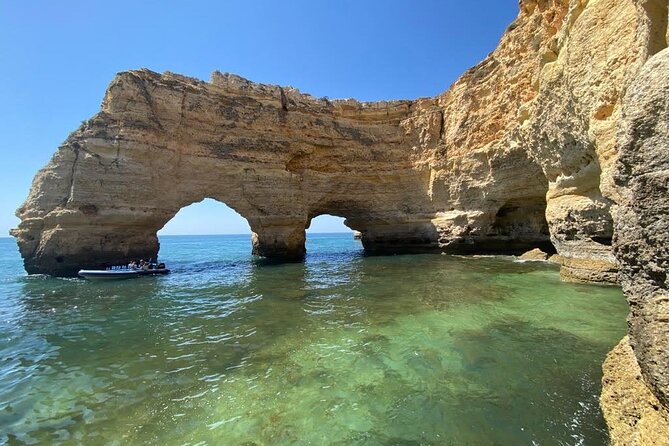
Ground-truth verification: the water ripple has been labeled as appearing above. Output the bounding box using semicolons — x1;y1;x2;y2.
0;235;628;445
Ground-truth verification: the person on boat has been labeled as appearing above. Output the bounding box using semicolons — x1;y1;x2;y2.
128;261;136;269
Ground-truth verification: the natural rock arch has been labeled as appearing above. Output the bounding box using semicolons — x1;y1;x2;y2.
10;1;669;440
13;63;560;276
13;0;663;285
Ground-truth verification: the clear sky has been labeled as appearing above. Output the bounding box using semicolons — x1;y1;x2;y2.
0;0;518;236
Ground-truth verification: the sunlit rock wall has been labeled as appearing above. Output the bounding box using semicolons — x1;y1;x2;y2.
13;1;666;282
12;0;669;439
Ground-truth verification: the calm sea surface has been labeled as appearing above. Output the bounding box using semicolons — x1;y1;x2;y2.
0;234;627;445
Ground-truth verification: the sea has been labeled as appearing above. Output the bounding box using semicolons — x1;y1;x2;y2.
0;234;628;445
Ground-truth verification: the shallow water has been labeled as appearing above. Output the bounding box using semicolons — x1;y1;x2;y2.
0;234;627;445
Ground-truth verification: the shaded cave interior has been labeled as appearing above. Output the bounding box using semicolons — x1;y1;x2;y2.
489;197;556;255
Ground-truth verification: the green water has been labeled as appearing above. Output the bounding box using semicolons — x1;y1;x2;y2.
0;235;628;445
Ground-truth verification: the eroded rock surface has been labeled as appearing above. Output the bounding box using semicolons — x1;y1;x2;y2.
519;248;550;261
614;46;669;413
601;337;669;446
16;0;665;281
11;0;669;441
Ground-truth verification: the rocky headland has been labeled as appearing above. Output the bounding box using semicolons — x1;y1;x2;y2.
12;0;669;442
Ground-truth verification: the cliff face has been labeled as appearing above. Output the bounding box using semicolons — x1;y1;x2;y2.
11;0;669;439
608;47;669;441
423;0;655;283
16;0;659;281
12;0;569;278
519;0;656;283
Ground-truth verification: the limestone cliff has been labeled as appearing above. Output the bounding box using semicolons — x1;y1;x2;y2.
608;47;669;442
11;1;669;440
16;0;664;285
17;0;659;282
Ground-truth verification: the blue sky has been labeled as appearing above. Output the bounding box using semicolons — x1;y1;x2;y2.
0;0;517;235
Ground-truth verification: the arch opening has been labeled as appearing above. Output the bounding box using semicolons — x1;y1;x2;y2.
156;198;255;265
306;214;352;235
304;213;363;258
158;198;251;236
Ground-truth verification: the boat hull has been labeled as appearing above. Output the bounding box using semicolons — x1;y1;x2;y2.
78;269;170;280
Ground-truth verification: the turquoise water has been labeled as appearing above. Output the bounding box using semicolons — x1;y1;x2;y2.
0;234;628;445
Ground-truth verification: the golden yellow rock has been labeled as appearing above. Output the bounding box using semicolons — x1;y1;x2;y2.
519;248;550;261
601;337;669;446
10;1;666;283
10;0;669;441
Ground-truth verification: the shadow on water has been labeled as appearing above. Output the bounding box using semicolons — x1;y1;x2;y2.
0;236;628;445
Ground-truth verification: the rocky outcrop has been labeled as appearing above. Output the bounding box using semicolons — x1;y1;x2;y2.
17;0;661;280
11;62;555;275
10;0;669;440
601;337;669;446
516;0;665;284
12;71;435;275
610;47;669;429
519;248;550;261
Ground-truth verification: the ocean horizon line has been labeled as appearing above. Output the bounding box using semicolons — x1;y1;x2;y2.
0;231;356;240
158;231;354;237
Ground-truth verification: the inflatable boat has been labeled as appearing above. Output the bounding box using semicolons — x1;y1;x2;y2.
78;267;170;280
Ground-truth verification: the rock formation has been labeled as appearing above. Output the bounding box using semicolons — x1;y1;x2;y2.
14;0;643;282
12;33;560;276
601;338;669;445
13;71;439;275
519;248;550;261
607;47;669;442
11;0;669;440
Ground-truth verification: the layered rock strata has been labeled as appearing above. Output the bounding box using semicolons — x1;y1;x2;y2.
11;0;669;441
17;0;661;282
13;70;554;276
